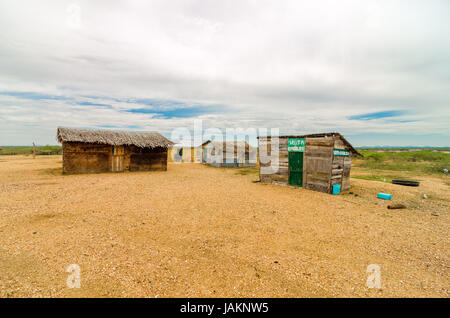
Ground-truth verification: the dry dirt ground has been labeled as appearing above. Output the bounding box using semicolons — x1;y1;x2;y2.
0;155;448;298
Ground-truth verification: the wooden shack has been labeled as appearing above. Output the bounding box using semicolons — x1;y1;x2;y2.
57;127;173;174
258;133;361;193
168;140;202;163
202;140;256;167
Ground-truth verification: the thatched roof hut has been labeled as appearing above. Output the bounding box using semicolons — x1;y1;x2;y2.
57;127;173;148
57;127;173;174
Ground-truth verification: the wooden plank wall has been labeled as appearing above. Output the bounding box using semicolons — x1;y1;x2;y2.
331;137;352;191
342;156;352;191
204;143;255;167
304;136;334;193
258;137;289;184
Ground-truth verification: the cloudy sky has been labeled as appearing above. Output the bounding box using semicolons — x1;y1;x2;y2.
0;0;449;146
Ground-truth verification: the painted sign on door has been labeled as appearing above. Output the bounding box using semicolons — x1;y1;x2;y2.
287;138;305;152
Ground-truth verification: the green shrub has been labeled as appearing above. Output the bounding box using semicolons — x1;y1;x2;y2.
356;149;450;175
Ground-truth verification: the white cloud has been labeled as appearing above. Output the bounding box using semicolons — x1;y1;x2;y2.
0;0;449;145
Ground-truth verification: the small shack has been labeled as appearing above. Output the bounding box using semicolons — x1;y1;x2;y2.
57;127;173;174
258;133;361;193
168;140;202;163
202;140;256;167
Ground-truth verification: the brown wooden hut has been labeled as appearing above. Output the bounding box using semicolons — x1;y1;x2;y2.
258;133;361;194
57;127;173;174
201;140;256;167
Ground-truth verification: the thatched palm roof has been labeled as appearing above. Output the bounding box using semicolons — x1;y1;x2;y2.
57;127;173;148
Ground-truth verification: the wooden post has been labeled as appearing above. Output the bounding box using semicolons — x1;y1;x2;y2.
32;142;36;159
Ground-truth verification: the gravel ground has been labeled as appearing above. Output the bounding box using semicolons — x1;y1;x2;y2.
0;155;448;297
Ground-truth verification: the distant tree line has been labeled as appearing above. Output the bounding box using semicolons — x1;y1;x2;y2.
0;145;62;155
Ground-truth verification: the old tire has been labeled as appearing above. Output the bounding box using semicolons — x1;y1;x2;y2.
392;179;420;187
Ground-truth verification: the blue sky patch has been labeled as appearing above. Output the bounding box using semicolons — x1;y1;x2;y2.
127;98;187;108
385;119;417;123
348;110;408;120
0;91;71;101
125;105;222;118
77;101;113;108
90;124;143;130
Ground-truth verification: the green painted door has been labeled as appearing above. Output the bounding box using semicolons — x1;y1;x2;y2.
289;151;303;187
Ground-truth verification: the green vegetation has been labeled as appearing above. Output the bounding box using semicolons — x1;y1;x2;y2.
0;145;62;156
358;147;450;152
351;175;417;183
42;168;63;176
355;149;450;175
234;166;259;176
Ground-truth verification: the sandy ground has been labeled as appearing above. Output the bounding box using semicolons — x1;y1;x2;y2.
0;155;448;298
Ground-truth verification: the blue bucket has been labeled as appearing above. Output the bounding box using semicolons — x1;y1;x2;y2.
377;193;392;200
332;184;341;195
